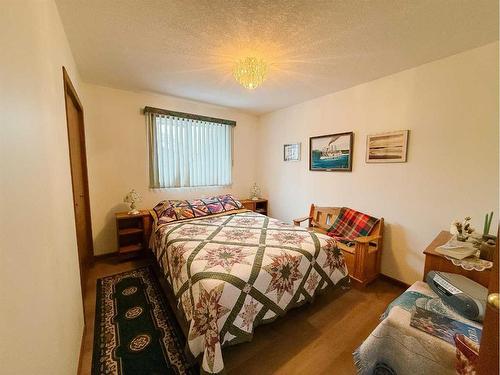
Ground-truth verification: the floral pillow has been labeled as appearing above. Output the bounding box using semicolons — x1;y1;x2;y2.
152;194;243;225
455;334;479;375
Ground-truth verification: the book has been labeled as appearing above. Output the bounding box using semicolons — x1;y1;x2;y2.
410;306;482;346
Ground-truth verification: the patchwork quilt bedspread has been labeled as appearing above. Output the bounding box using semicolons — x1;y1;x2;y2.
152;210;349;374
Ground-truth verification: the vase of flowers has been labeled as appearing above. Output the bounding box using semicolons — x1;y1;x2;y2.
123;189;141;215
452;217;474;242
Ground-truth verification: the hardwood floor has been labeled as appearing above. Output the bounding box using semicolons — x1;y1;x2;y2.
79;254;404;375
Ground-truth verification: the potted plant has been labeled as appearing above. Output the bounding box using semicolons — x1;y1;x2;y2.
479;212;496;261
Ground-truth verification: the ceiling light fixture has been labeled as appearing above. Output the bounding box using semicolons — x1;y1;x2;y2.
233;57;267;90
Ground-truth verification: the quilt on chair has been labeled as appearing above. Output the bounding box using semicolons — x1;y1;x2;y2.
152;210;349;374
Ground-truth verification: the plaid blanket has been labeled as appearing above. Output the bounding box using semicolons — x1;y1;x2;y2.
327;207;378;243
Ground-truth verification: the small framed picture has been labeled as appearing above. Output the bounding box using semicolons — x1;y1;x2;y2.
284;143;301;162
366;130;409;163
309;132;353;171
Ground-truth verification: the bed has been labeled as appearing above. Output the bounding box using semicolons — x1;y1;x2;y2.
150;195;350;374
354;281;483;374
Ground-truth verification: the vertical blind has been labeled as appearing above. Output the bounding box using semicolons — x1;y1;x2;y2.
146;112;233;188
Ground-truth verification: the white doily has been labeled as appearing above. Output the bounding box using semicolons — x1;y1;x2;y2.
444;256;493;271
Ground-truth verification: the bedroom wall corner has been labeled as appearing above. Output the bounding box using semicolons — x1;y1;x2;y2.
0;1;85;374
256;42;499;285
81;84;259;255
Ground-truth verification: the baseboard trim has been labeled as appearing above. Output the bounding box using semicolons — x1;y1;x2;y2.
379;273;411;289
93;251;118;260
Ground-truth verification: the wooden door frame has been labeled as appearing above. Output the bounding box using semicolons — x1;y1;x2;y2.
477;225;499;374
62;66;94;279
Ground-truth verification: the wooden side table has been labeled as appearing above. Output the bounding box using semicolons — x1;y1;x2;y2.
423;231;491;287
240;199;268;215
115;210;152;254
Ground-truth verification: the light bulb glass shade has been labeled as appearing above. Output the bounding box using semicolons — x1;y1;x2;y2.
233;57;267;90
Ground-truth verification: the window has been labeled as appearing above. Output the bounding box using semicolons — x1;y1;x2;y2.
145;107;234;188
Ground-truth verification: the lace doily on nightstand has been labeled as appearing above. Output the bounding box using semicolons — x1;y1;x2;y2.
444;255;493;271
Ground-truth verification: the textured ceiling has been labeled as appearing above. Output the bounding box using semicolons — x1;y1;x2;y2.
56;0;498;114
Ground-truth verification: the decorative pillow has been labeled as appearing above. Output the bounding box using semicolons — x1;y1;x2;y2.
152;194;243;225
327;207;378;243
455;334;479;375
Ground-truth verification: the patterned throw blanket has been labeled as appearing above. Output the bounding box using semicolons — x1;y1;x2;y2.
354;281;482;375
152;211;349;374
327;207;378;243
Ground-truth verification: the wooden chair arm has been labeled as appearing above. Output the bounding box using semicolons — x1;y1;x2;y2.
354;234;380;244
293;216;311;226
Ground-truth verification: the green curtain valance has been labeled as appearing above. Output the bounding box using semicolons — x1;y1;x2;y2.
143;106;236;127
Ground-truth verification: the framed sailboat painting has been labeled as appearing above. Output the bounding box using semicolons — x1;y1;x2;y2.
309;132;353;171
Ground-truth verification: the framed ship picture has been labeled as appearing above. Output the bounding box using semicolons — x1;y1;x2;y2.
366;130;409;163
309;132;353;171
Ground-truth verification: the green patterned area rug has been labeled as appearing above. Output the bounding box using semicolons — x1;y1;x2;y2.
92;267;197;375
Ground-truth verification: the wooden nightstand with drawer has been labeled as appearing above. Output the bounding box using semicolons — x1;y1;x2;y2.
423;230;491;287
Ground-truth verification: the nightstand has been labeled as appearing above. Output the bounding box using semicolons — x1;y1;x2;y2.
115;210;152;254
423;231;491;287
240;199;268;215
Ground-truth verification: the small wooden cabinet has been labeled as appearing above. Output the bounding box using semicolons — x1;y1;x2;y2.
423;231;491;287
115;210;152;254
240;199;268;216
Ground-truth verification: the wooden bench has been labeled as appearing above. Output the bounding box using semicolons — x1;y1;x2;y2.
294;205;384;286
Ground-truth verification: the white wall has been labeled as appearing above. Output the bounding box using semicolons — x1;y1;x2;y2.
257;43;499;285
82;84;259;255
0;1;84;374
